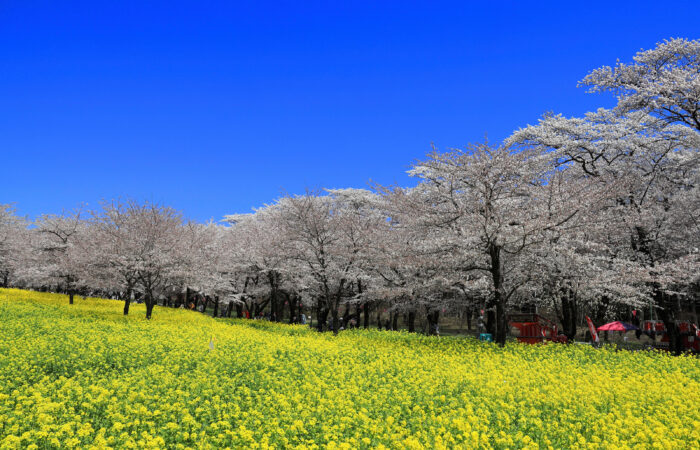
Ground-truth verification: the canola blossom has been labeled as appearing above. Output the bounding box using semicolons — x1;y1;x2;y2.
1;289;699;449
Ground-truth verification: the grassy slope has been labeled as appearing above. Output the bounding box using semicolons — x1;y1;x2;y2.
1;288;699;449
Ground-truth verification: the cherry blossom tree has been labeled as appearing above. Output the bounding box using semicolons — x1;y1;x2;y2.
225;203;297;321
580;38;700;131
272;189;382;333
383;142;590;345
33;208;89;304
0;204;30;288
90;200;144;314
508;109;700;353
94;201;187;319
183;222;252;317
363;189;469;333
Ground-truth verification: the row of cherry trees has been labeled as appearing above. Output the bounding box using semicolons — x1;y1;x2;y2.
1;38;698;350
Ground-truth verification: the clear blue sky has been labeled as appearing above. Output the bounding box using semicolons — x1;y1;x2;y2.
2;1;699;222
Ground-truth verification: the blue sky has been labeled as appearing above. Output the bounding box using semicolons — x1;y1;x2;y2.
2;1;699;222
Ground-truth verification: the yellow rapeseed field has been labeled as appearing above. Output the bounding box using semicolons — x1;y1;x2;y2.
1;289;699;449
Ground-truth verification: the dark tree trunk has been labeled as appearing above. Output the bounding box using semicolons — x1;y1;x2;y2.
146;303;154;319
561;289;577;341
363;303;370;329
268;271;283;322
466;308;473;331
288;294;297;323
276;288;285;322
486;309;496;335
656;290;683;355
427;310;440;335
488;242;507;346
122;286;132;315
317;305;329;332
213;296;219;317
254;301;263;317
145;297;155;319
495;300;506;345
377;309;382;330
392;312;399;331
407;310;416;332
331;308;340;335
342;304;351;328
236;303;243;318
270;294;277;321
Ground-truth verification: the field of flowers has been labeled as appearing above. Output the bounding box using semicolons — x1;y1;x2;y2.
1;288;699;449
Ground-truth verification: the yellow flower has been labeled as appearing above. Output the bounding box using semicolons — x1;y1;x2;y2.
1;288;699;449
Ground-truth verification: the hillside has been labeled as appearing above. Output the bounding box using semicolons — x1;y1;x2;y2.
1;289;699;449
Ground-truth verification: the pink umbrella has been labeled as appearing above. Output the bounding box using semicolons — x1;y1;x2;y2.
597;321;639;332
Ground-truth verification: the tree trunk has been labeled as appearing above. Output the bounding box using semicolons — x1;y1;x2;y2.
363;303;370;329
213;296;219;317
495;300;506;345
407;310;416;332
331;308;340;335
69;291;74;305
236;303;243;318
427;310;440;335
561;289;577;341
466;308;473;331
317;305;329;332
268;271;283;322
656;290;683;355
123;286;133;316
342;304;351;328
288;295;297;324
145;293;155;320
377;309;382;330
146;302;155;320
489;242;507;346
392;312;399;331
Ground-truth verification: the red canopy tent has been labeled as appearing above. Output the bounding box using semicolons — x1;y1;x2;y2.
597;321;639;332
